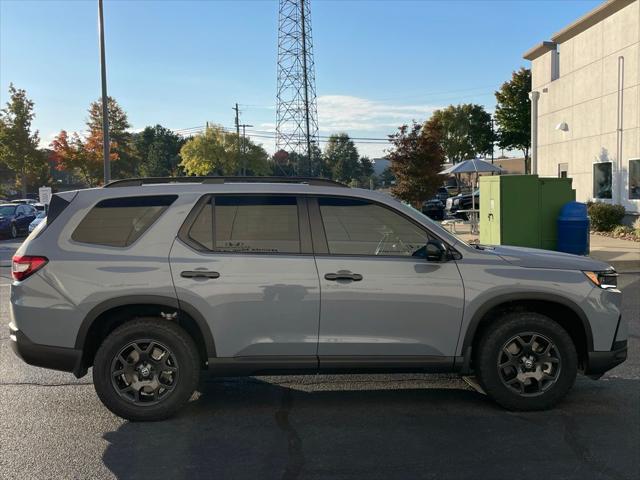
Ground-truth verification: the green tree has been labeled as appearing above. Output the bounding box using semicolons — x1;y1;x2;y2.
84;96;134;179
180;125;269;176
0;84;44;196
378;166;396;188
430;104;493;163
323;133;360;183
134;125;185;177
388;119;445;206
494;67;532;173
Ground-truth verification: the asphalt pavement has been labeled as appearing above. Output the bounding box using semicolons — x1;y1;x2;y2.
0;238;638;480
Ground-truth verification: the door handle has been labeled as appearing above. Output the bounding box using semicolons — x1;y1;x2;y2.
325;271;363;282
180;270;220;279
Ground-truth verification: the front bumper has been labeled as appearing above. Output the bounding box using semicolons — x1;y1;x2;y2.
585;340;628;376
9;323;85;377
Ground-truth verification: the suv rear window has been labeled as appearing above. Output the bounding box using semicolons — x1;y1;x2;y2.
72;195;177;247
187;195;300;254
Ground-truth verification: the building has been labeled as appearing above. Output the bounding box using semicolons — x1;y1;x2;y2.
523;0;639;215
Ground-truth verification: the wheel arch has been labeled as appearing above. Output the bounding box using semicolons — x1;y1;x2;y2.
462;293;593;369
76;295;215;370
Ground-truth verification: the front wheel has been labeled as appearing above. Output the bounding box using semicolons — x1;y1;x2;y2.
93;318;200;421
9;223;17;239
475;312;578;411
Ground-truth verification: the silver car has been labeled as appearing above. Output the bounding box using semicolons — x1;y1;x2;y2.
9;177;628;420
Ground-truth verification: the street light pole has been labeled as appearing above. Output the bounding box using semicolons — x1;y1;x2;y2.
98;0;110;184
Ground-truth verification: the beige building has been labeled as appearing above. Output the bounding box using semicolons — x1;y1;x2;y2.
524;0;639;215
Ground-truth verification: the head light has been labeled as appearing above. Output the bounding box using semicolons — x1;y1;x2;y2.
584;270;618;289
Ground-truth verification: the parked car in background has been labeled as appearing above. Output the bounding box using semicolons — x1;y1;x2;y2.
445;190;479;219
29;210;46;232
422;199;445;220
435;187;449;203
0;203;38;238
10;198;38;205
33;203;46;212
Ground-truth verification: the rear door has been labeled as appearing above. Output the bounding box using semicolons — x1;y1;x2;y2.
310;196;464;366
169;194;320;361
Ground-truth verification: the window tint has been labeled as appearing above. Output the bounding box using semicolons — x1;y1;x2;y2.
72;195;177;247
187;195;301;254
188;198;214;250
318;197;429;256
212;196;300;254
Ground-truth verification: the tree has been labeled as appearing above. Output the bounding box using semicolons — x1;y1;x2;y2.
134;125;185;177
0;84;44;196
180;124;269;176
430;104;493;163
495;67;532;173
388;119;445;206
322;133;360;183
84;96;134;179
354;156;374;188
50;130;102;186
378;166;396;187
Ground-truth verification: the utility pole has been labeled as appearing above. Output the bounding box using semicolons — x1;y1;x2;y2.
233;103;241;175
240;124;253;176
98;0;110;184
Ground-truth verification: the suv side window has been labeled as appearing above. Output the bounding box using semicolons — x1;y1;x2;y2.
72;195;177;247
187;195;301;254
15;205;26;216
318;197;429;257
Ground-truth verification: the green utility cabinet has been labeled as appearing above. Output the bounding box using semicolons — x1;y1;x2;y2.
479;175;575;250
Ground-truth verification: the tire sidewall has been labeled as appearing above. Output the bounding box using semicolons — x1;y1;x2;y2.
476;312;578;411
93;320;199;421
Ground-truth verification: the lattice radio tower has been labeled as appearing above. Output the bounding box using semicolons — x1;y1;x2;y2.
276;0;319;175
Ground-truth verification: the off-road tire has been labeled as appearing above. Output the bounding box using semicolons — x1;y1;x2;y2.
93;318;200;421
475;311;578;411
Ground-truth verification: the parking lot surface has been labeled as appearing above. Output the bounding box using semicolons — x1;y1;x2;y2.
0;238;638;480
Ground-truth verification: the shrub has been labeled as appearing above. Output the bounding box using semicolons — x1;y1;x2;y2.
612;225;632;236
633;217;640;237
587;203;626;231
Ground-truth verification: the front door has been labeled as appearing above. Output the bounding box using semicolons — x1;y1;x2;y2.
310;196;464;365
170;195;320;361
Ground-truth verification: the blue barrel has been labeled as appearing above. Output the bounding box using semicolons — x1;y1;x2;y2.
557;202;590;255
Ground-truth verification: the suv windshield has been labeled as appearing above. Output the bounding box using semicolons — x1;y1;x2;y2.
0;205;16;216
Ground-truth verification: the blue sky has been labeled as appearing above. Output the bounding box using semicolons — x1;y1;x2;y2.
1;0;601;158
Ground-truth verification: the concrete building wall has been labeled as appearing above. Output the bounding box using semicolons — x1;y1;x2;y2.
529;0;640;214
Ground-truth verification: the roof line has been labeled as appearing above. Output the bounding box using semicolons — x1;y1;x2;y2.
523;0;636;61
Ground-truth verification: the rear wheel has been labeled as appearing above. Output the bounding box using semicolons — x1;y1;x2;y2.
93;318;200;421
475;312;578;411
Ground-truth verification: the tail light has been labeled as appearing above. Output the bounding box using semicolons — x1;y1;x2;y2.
12;255;48;282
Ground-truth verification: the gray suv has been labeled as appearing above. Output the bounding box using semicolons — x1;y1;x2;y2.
9;177;628;421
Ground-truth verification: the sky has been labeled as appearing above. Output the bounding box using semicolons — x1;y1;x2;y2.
0;0;602;159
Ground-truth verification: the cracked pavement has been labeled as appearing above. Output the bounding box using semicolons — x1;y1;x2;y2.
0;238;638;479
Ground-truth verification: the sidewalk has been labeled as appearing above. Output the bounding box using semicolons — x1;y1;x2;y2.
446;224;639;273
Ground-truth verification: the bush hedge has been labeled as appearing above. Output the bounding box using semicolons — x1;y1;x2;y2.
587;202;626;231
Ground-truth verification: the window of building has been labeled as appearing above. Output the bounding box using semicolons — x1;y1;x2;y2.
629;159;640;200
551;46;560;81
72;195;177;247
318;197;429;257
593;163;612;199
558;163;568;178
188;195;301;254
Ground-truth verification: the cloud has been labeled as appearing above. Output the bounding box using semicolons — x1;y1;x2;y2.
317;95;438;132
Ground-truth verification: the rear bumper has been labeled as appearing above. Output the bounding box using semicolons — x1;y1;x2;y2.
9;323;86;378
585;340;628;376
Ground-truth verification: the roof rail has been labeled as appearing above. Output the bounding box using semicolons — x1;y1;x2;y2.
103;176;348;188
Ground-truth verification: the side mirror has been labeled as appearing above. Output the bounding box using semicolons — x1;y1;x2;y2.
425;240;447;262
